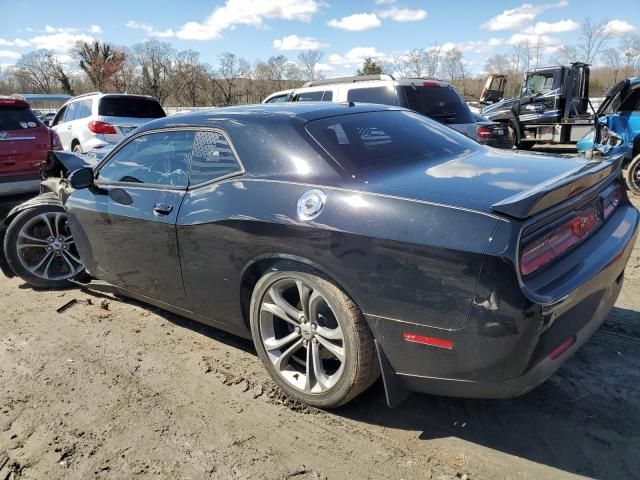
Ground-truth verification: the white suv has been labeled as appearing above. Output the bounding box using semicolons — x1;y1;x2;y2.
51;93;165;153
263;74;478;140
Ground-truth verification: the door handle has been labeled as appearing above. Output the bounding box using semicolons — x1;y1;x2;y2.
153;203;173;216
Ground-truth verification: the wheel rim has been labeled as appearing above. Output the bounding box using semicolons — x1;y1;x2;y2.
16;212;84;281
631;163;640;192
259;278;346;394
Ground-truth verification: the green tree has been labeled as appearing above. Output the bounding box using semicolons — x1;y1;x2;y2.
357;57;383;76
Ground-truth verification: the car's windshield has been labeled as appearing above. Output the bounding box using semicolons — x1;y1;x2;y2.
98;97;166;118
523;72;555;96
0;105;41;130
399;85;475;124
306;110;477;174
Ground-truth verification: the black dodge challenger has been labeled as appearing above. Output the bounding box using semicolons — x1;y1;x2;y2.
1;103;637;408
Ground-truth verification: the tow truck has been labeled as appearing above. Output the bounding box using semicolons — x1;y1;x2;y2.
481;62;594;149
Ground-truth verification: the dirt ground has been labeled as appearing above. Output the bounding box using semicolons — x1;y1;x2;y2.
1;194;639;480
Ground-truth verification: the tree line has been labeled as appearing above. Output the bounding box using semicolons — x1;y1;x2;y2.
0;18;638;106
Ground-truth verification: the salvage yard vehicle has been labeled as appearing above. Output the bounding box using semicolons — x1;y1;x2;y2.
0;96;63;196
577;77;640;196
50;92;166;154
1;103;637;408
473;113;512;148
263;74;479;140
482;62;594;149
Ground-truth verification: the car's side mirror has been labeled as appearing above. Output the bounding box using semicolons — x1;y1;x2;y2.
69;167;94;189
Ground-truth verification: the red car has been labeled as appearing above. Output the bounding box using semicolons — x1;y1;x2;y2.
0;97;62;197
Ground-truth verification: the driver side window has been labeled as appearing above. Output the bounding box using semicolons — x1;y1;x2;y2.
98;130;195;187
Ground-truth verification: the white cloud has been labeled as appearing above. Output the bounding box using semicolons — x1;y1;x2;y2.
315;63;334;72
442;38;505;53
0;38;14;46
28;31;95;51
273;34;328;50
89;25;103;34
0;50;21;59
125;20;174;38
524;19;578;34
328;47;387;66
328;13;381;31
509;33;559;47
482;1;568;31
176;0;322;40
14;39;30;47
602;20;635;35
377;7;427;22
375;0;396;4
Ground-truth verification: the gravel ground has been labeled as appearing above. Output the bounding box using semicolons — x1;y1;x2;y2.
0;193;639;480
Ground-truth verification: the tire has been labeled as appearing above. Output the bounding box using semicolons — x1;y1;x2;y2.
517;141;535;150
3;205;85;289
72;143;82;154
625;155;640;196
507;124;518;149
250;268;379;408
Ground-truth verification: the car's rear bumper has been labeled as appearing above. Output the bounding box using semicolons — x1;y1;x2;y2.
369;202;638;406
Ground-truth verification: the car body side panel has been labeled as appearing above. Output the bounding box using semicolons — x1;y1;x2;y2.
176;178;498;334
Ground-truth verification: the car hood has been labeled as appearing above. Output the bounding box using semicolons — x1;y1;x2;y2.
357;146;610;215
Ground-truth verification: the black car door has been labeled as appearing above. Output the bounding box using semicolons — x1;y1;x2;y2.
91;129;195;307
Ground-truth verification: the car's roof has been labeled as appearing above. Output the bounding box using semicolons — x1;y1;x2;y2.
137;102;404;132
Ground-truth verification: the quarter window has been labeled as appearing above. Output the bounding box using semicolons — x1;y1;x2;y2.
99;130;194;187
297;91;324;101
346;87;399;105
189;130;242;185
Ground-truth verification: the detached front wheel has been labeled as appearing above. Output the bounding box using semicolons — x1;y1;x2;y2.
3;205;85;288
250;269;379;408
625;155;640;196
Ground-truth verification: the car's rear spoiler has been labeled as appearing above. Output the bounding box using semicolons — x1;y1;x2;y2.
491;154;623;219
40;151;99;180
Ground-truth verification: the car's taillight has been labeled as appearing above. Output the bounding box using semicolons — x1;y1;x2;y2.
477;125;493;138
520;206;602;276
50;129;63;150
602;182;623;220
88;120;117;134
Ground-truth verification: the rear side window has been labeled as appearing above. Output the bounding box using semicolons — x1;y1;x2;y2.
74;100;92;120
266;94;289;103
400;85;475;124
346;87;399;105
190;130;242;185
620;87;640;111
0;105;41;130
98;97;165;118
63;102;78;122
297;91;324;102
306;110;477;173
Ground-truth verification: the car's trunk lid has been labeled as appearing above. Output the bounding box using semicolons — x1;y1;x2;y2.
358;147;621;218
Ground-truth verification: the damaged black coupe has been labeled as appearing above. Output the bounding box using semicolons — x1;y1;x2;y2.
1;103;637;408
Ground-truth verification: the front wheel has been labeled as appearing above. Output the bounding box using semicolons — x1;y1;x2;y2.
625;155;640;196
3;205;85;288
250;269;379;408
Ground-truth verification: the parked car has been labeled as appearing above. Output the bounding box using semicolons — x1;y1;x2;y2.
0;96;63;197
263;74;479;140
1;103;637;408
577;77;640;195
50;93;165;154
473;113;512;148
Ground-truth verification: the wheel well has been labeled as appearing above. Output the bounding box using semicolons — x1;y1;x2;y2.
71;139;80;150
238;257;357;330
633;135;640;158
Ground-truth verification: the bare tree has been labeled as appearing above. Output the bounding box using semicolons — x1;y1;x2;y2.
513;41;531;72
602;48;622;82
404;48;428;77
212;52;250;106
484;53;512;74
297;50;323;81
553;45;579;64
440;48;467;93
74;40;125;92
131;40;176;104
620;33;640;75
14;50;60;93
424;45;442;78
173;50;207;107
578;18;611;63
267;55;288;90
111;47;137;94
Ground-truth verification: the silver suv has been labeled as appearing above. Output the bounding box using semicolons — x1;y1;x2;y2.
51;93;165;153
263;74;478;140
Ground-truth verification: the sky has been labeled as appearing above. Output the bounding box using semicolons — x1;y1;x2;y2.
0;0;639;75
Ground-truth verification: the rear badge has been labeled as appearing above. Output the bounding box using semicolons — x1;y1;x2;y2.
297;189;326;221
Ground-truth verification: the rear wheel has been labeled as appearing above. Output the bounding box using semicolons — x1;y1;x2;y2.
250;268;379;408
626;155;640;196
3;205;85;288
